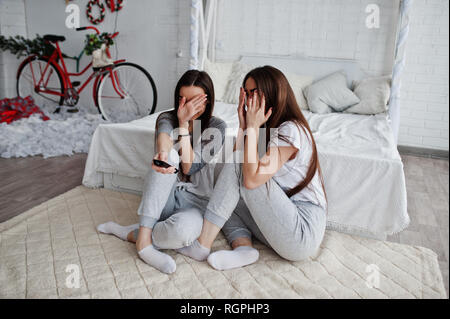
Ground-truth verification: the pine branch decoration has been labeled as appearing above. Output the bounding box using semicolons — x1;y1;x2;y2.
0;34;55;59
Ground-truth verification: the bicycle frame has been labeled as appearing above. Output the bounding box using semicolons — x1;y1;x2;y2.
18;29;126;106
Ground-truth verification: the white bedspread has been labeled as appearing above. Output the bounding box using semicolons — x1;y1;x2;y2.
302;111;408;237
83;102;409;238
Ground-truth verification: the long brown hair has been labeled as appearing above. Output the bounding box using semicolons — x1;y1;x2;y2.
243;66;327;204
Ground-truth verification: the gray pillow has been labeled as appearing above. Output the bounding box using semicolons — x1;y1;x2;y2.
222;62;254;104
344;76;391;115
304;71;360;113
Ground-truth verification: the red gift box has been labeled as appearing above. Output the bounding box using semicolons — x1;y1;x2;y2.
0;96;50;124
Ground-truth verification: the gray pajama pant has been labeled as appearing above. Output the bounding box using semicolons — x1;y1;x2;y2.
135;166;208;249
136;156;326;261
204;160;327;261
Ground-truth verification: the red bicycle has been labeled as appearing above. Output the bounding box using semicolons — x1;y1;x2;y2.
16;26;157;122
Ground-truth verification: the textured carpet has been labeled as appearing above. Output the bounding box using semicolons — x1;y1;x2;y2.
0;186;447;299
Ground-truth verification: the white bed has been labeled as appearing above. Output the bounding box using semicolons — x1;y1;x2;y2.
82;56;409;240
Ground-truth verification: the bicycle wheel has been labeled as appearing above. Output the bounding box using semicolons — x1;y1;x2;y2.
17;56;64;113
96;62;157;123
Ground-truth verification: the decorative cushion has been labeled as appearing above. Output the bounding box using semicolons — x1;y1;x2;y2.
344;76;391;115
203;59;234;102
284;72;314;110
304;71;360;114
222;62;255;104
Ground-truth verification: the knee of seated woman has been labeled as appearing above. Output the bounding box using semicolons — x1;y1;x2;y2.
153;221;201;249
173;226;201;247
171;211;203;244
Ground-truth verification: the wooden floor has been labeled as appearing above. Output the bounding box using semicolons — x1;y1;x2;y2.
0;152;448;296
387;154;449;296
0;153;88;223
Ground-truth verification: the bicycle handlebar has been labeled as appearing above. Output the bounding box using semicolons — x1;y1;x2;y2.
76;26;100;34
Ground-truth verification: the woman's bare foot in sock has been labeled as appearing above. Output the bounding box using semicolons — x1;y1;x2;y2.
135;226;176;274
207;237;258;270
176;219;220;261
207;246;259;270
97;222;139;241
176;239;210;261
136;226;152;251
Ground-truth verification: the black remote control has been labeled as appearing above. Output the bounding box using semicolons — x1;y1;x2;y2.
153;159;179;173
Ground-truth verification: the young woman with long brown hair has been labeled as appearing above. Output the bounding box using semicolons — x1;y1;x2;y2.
97;70;226;274
176;66;328;270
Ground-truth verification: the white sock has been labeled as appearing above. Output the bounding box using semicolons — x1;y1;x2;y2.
176;239;210;261
96;222;139;241
207;246;259;270
138;245;176;274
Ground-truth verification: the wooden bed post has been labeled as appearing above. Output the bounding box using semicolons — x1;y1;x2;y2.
389;0;413;143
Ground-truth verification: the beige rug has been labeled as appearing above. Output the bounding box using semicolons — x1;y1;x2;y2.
0;186;447;299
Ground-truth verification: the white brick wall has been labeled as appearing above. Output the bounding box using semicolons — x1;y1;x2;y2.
214;0;398;75
398;0;449;150
213;0;449;151
0;0;28;98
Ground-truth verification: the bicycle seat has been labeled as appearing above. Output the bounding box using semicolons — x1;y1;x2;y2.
43;35;66;42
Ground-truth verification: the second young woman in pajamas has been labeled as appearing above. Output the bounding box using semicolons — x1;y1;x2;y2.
176;66;328;270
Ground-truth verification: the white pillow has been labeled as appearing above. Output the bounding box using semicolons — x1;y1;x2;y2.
304;71;360;114
284;72;314;110
344;76;391;115
203;59;234;102
222;61;255;104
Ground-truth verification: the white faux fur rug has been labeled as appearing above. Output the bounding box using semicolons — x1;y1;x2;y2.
0;186;447;299
0;105;106;159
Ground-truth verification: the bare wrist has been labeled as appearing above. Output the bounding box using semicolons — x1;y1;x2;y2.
157;149;170;155
178;120;189;129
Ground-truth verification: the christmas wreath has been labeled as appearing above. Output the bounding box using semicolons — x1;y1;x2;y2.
83;33;114;56
86;0;106;25
107;0;124;12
